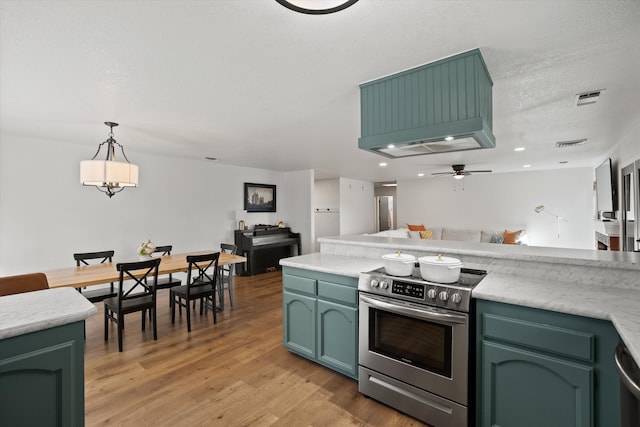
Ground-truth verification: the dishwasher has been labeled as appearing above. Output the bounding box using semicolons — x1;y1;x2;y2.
615;344;640;427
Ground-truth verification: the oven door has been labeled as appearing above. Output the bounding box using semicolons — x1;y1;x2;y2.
359;292;469;405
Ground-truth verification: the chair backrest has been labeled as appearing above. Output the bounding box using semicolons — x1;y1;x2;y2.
115;258;161;306
0;272;50;297
73;250;115;266
220;243;237;255
153;245;172;256
186;252;220;295
219;244;237;274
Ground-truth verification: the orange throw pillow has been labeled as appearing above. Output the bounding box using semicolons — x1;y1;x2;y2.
502;229;521;244
407;224;426;231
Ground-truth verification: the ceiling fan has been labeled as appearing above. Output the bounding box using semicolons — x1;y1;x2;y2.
431;164;493;179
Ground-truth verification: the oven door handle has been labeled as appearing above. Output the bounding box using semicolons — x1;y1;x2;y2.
360;294;467;324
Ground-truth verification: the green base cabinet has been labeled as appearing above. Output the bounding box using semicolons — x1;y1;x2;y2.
476;299;621;427
283;267;358;379
0;321;86;427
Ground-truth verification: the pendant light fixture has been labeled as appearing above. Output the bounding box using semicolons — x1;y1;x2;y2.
80;122;139;198
275;0;358;15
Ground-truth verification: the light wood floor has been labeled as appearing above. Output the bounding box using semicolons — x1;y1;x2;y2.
84;271;429;426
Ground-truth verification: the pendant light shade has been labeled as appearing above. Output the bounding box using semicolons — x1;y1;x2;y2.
80;122;139;197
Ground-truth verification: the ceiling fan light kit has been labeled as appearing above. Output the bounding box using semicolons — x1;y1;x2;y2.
432;164;493;179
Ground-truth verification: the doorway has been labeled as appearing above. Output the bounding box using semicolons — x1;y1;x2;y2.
621;160;640;252
374;182;397;232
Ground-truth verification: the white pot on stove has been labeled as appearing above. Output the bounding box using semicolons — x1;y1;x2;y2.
418;254;462;283
382;252;416;276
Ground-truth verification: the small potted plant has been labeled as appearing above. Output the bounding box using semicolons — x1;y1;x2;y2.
138;240;156;260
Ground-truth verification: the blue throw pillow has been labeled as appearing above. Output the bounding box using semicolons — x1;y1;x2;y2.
490;233;505;244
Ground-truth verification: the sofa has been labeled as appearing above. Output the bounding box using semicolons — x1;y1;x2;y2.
366;225;528;245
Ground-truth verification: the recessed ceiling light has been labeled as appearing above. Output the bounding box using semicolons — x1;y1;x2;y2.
444;136;454;141
514;147;525;152
387;144;395;149
379;162;387;167
523;164;531;168
418;173;424;177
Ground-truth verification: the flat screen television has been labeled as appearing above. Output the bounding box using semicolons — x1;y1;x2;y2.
595;158;617;218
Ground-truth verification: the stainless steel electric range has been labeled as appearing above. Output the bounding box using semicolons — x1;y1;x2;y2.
358;265;487;427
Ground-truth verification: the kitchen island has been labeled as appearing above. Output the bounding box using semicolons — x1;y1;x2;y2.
280;234;640;426
0;287;97;426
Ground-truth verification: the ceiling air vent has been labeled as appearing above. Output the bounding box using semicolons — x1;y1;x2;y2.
575;90;604;106
555;138;588;148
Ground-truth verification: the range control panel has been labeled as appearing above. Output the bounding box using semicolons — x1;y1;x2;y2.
392;281;425;299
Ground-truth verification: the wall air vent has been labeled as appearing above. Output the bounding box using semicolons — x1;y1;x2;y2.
555;138;588;148
575;90;604;106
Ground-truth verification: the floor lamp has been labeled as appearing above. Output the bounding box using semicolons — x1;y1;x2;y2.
535;205;568;239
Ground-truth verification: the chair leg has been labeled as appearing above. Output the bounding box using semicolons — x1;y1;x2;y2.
142;310;146;331
152;307;157;341
171;292;176;323
117;313;124;352
213;288;217;324
186;297;192;332
218;279;225;311
104;306;109;341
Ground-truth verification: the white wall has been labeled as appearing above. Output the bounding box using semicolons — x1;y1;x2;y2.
397;168;595;249
0;135;313;275
339;177;375;236
280;169;314;254
314;179;340;251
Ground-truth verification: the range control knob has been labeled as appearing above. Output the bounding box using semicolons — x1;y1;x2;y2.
427;289;438;300
451;293;462;304
370;279;379;288
439;291;449;302
380;280;389;289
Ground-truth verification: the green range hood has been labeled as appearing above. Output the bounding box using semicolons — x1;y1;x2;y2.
359;48;495;158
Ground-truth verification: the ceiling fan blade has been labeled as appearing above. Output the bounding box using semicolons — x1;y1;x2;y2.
466;169;492;173
431;172;454;176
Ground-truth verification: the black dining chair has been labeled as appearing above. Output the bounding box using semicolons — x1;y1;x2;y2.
73;250;117;303
170;252;220;332
104;258;161;352
217;243;237;310
152;245;182;291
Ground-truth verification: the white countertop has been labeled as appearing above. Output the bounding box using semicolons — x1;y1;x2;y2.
281;251;640;366
319;234;640;269
280;253;383;278
0;287;97;339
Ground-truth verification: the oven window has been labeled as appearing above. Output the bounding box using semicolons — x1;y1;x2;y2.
369;308;452;377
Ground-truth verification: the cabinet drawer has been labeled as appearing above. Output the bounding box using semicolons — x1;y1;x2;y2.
283;274;316;296
317;281;357;305
482;313;595;362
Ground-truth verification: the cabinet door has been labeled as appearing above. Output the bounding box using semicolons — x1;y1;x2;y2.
0;322;85;427
283;291;316;358
481;341;593;427
317;300;358;378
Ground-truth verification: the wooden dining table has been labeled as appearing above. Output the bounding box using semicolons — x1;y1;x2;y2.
45;250;246;289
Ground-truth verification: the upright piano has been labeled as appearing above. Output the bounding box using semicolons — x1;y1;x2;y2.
234;226;301;276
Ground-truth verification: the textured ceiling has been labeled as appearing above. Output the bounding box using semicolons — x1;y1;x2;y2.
1;0;639;181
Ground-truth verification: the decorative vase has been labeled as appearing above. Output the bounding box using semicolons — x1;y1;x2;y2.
139;254;153;261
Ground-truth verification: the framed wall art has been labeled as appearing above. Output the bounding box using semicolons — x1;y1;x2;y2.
244;183;276;212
